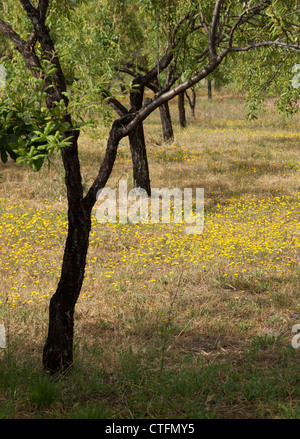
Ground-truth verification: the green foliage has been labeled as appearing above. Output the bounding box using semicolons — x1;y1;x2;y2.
0;62;72;171
234;47;299;120
0;0;299;171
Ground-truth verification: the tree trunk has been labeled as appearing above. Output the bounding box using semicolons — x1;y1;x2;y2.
159;101;174;142
42;117;125;374
129;78;151;195
208;79;212;99
42;129;92;373
185;89;196;119
178;91;187;128
42;204;91;374
128;123;151;196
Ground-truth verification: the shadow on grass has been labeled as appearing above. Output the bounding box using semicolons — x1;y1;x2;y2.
1;330;299;419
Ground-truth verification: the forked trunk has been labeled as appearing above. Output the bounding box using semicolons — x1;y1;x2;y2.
185;89;196;119
42;120;124;374
42;131;92;373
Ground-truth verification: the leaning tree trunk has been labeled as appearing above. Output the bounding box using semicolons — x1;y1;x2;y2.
178;91;187;128
42;117;124;374
42;130;92;373
42;203;91;373
159;101;174;142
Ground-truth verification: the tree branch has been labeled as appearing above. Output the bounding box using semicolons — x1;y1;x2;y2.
120;55;224;140
227;41;300;53
210;0;224;58
0;18;26;51
0;18;42;76
140;12;192;88
101;89;128;117
39;0;49;21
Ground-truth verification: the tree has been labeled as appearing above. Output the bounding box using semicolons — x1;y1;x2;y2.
159;100;174;141
98;0;178;188
207;78;212;98
185;87;197;118
178;90;187;127
117;62;175;143
0;0;299;373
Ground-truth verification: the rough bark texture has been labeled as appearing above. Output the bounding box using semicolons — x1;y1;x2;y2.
42;198;91;373
128;125;151;195
43;115;128;373
178;91;187;128
41;126;89;373
159;101;174;142
128;77;151;195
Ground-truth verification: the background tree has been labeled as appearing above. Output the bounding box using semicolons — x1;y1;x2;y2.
185;87;197;118
207;78;212;99
178;91;187;127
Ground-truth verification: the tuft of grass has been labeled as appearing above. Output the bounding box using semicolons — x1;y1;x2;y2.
26;376;62;409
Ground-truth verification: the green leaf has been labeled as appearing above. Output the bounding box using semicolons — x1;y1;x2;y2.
32;156;45;171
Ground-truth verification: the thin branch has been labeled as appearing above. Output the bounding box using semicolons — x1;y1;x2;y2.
119;61;148;75
0;18;26;51
0;18;42;76
140;12;191;88
257;52;291;97
210;0;224;58
227;41;300;53
199;8;209;35
227;1;271;49
101;89;128;117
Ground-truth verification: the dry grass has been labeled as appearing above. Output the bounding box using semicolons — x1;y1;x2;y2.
0;86;300;418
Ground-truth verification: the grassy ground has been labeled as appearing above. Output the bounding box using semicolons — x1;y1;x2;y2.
0;87;300;419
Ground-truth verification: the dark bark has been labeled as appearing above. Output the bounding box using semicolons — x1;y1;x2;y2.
159;101;174;142
0;1;91;374
42;195;91;373
178;91;187;128
128;124;151;196
117;65;174;143
104;82;151;195
84;113;135;207
128;77;151;195
42;125;90;373
208;79;212;99
43;116;127;373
